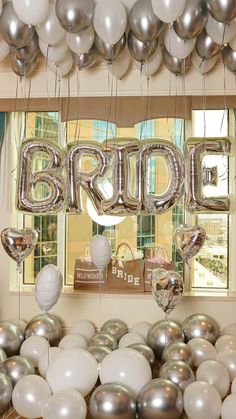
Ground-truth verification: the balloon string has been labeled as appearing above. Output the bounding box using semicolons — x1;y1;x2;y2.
75;67;80;144
114;76;118;134
202;74;207;138
220;61;227;133
65;71;71;144
99;269;103;330
16;262;22;328
46;44;50;102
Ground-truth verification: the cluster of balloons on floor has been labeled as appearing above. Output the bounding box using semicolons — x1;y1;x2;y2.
0;0;236;79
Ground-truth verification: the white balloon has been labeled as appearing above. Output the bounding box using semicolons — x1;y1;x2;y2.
47;51;73;77
12;0;49;25
59;334;87;350
108;46;131;78
196;360;230;399
0;1;2;16
43;389;87;419
187;338;217;367
46;348;98;396
217;349;236;381
206;15;236;45
38;347;62;379
184;381;222;419
67;25;94;55
70;320;96;341
20;336;50;368
118;332;145;348
87;198;125;227
0;36;9;61
134;44;162;76
36;0;66;46
94;0;127;45
151;0;186;24
12;375;51;419
230;36;236;51
99;348;152;397
39;38;68;63
222;324;236;337
164;25;196;60
215;335;236;352
35;264;63;313
231;376;236;393
90;235;111;270
221;394;236;419
191;49;218;74
131;321;151;342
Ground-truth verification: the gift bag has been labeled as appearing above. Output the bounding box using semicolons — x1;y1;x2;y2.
144;246;176;292
74;246;107;291
107;242;144;293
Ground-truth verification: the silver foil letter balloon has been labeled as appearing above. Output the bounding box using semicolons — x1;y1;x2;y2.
140;139;185;214
185;137;231;213
17;138;65;214
66;141;107;214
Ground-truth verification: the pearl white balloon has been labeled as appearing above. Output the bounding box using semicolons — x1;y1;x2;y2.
47;51;73;77
90;235;111;270
217;349;236;381
134;44;162;76
12;375;51;419
222;324;236;337
206;15;236;45
36;0;66;46
164;25;196;60
99;348;152;397
108;46;131;79
0;36;8;61
70;320;95;341
67;25;94;55
46;348;98;396
131;321;151;342
38;347;61;379
59;334;87;350
93;0;127;45
191;49;218;74
184;381;222;419
12;0;49;26
43;389;87;419
221;394;236;419
151;0;186;23
187;338;217;367
35;264;63;313
118;332;145;348
230;376;236;393
20;336;50;368
215;335;236;352
39;38;68;63
196;360;230;399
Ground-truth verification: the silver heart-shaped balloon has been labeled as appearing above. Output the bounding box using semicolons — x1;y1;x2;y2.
1;228;38;267
174;225;206;263
151;268;184;315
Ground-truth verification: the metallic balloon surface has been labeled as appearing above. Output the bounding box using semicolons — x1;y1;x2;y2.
55;0;94;33
0;373;13;415
196;29;221;59
1;228;38;267
129;0;163;42
73;45;99;70
101;319;128;341
95;33;126;63
152;269;184;315
128;343;155;366
137;378;183;419
14;32;39;62
162;342;193;366
4;356;35;386
174;225;206;263
87;345;112;364
24;313;62;346
207;0;236;23
163;47;191;75
222;45;236;74
0;350;6;364
17;138;65;214
0;2;34;48
9;52;37;77
89;332;118;350
174;0;207;40
192;49;218;74
147;321;184;359
159;360;195;393
128;30;158;62
90;383;136;419
182;314;219;344
0;322;24;357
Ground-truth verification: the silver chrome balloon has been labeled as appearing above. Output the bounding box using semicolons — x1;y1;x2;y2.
9;52;37;77
151;269;184;315
159;360;195;393
14;32;39;62
89;332;118;350
137;378;183;419
1;228;38;268
0;322;24;357
101;319;128;342
222;44;236;74
163;47;191;75
55;0;94;33
162;342;193;367
191;50;218;74
174;0;207;40
147;321;184;359
128;343;155;367
90;383;136;419
0;373;13;415
87;345;112;364
128;30;158;62
0;2;34;49
0;350;7;364
196;29;221;59
4;356;35;386
73;45;99;70
182;314;219;344
174;225;206;264
95;33;126;63
207;0;236;23
17;138;65;214
129;0;163;42
24;313;62;347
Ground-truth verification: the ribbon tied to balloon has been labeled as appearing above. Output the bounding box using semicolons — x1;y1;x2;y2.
151;268;184;317
174;225;206;267
1;228;38;270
